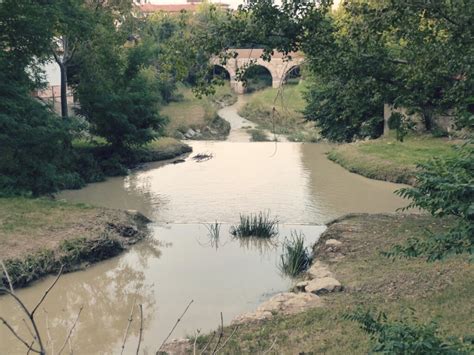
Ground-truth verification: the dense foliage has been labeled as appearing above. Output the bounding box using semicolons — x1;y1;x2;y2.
0;1;215;195
390;142;473;260
220;0;474;141
344;309;473;354
0;69;79;196
71;9;167;149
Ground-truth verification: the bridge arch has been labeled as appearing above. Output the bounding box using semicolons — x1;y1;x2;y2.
210;64;232;81
283;64;303;85
210;49;305;94
242;64;273;93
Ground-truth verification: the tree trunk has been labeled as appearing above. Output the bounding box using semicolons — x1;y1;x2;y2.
59;63;68;119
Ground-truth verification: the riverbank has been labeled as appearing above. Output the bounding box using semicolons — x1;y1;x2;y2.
184;213;472;354
161;84;235;140
238;83;320;142
0;136;193;289
327;135;461;185
0;198;150;289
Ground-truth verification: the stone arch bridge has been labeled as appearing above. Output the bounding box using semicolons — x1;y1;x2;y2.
210;49;304;94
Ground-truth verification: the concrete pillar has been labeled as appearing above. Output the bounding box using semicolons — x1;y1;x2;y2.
272;79;282;89
231;79;246;94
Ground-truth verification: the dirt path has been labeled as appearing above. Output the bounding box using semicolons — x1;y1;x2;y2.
218;95;288;142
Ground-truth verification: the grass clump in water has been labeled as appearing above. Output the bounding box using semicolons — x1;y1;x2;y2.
230;212;278;238
279;231;311;277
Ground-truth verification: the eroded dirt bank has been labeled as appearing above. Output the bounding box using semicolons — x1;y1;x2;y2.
0;198;150;288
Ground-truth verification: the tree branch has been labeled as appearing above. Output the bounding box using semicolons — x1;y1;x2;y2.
157;299;194;353
32;265;64;316
136;304;144;355
57;305;83;355
0;317;41;354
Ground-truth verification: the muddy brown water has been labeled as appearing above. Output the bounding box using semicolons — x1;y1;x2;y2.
0;99;410;354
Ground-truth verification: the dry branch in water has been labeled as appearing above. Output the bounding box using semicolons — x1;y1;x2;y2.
0;265;65;354
57;305;83;355
136;304;144;355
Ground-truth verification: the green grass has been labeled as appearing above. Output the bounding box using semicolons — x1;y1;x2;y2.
161;84;235;139
279;231;311;277
328;135;462;185
238;82;320;142
230;212;279;238
0;197;92;236
194;214;473;354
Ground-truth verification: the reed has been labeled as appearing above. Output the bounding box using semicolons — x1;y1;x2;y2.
230;212;278;238
279;231;311;277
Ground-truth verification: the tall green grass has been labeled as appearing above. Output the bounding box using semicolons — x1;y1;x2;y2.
279;231;311;277
230;212;278;238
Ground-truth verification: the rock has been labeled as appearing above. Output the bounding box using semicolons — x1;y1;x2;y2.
305;277;342;295
184;128;196;139
325;239;342;246
231;292;323;325
231;310;273;325
293;280;309;292
307;261;333;279
159;338;191;354
257;292;323;314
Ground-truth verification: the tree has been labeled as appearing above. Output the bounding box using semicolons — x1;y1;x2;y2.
0;62;80;196
214;0;473;141
50;0;96;119
71;7;167;150
0;1;82;195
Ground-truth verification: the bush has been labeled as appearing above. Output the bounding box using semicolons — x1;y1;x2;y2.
344;309;472;354
279;231;311;277
230;212;279;238
388;112;415;142
248;128;270;142
392;141;473;260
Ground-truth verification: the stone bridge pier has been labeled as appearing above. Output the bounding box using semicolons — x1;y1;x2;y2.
211;49;304;94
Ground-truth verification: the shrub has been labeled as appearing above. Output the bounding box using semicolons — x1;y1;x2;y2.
388;112;415;142
0;68;79;196
279;231;311;277
248;129;270;142
392;141;473;260
344;309;472;354
230;212;278;238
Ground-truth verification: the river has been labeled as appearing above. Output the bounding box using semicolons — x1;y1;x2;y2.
0;97;409;354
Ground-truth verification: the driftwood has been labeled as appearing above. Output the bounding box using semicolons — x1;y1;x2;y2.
192;153;214;162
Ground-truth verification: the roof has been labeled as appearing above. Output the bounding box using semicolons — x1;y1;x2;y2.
140;3;229;13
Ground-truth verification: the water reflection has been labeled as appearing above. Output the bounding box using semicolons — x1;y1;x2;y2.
0;251;156;354
235;236;279;257
59;142;408;225
1;223;324;354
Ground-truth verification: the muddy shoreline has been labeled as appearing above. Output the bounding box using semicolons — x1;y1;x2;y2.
1;208;151;289
160;212;471;354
